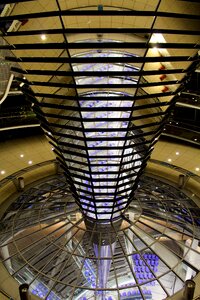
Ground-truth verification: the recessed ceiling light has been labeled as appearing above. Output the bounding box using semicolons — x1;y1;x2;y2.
28;160;33;165
168;158;172;162
175;152;180;155
195;167;200;171
0;170;5;175
194;138;198;141
41;34;47;41
20;154;24;158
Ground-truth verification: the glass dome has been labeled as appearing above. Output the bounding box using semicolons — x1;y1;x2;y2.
0;173;199;300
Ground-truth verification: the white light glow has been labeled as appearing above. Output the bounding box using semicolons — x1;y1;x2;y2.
28;160;33;165
150;33;166;44
0;170;5;175
41;34;47;41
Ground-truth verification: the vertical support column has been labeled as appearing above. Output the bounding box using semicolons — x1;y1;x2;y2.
125;212;135;269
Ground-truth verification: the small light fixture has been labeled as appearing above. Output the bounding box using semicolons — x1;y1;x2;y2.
194;138;198;141
168;158;172;162
19;82;25;87
195;167;200;172
41;34;47;41
0;170;5;175
175;152;180;155
20;154;24;158
28;160;33;165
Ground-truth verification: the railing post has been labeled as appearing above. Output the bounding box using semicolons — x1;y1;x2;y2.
183;279;195;300
19;283;30;300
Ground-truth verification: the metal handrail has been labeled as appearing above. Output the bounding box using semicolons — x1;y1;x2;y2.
0;159;57;188
0;288;13;299
0;158;200;190
149;158;200;183
0;73;14;105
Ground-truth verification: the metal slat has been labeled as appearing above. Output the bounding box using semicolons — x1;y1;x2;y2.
11;67;187;77
44;119;164;132
28;90;177;101
6;55;196;63
1;42;199;50
0;9;199;21
2;27;200;36
38;100;170;111
40;110;167;122
18;79;182;89
0;0;32;3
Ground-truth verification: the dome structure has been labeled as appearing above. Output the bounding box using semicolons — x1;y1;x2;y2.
0;170;200;300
